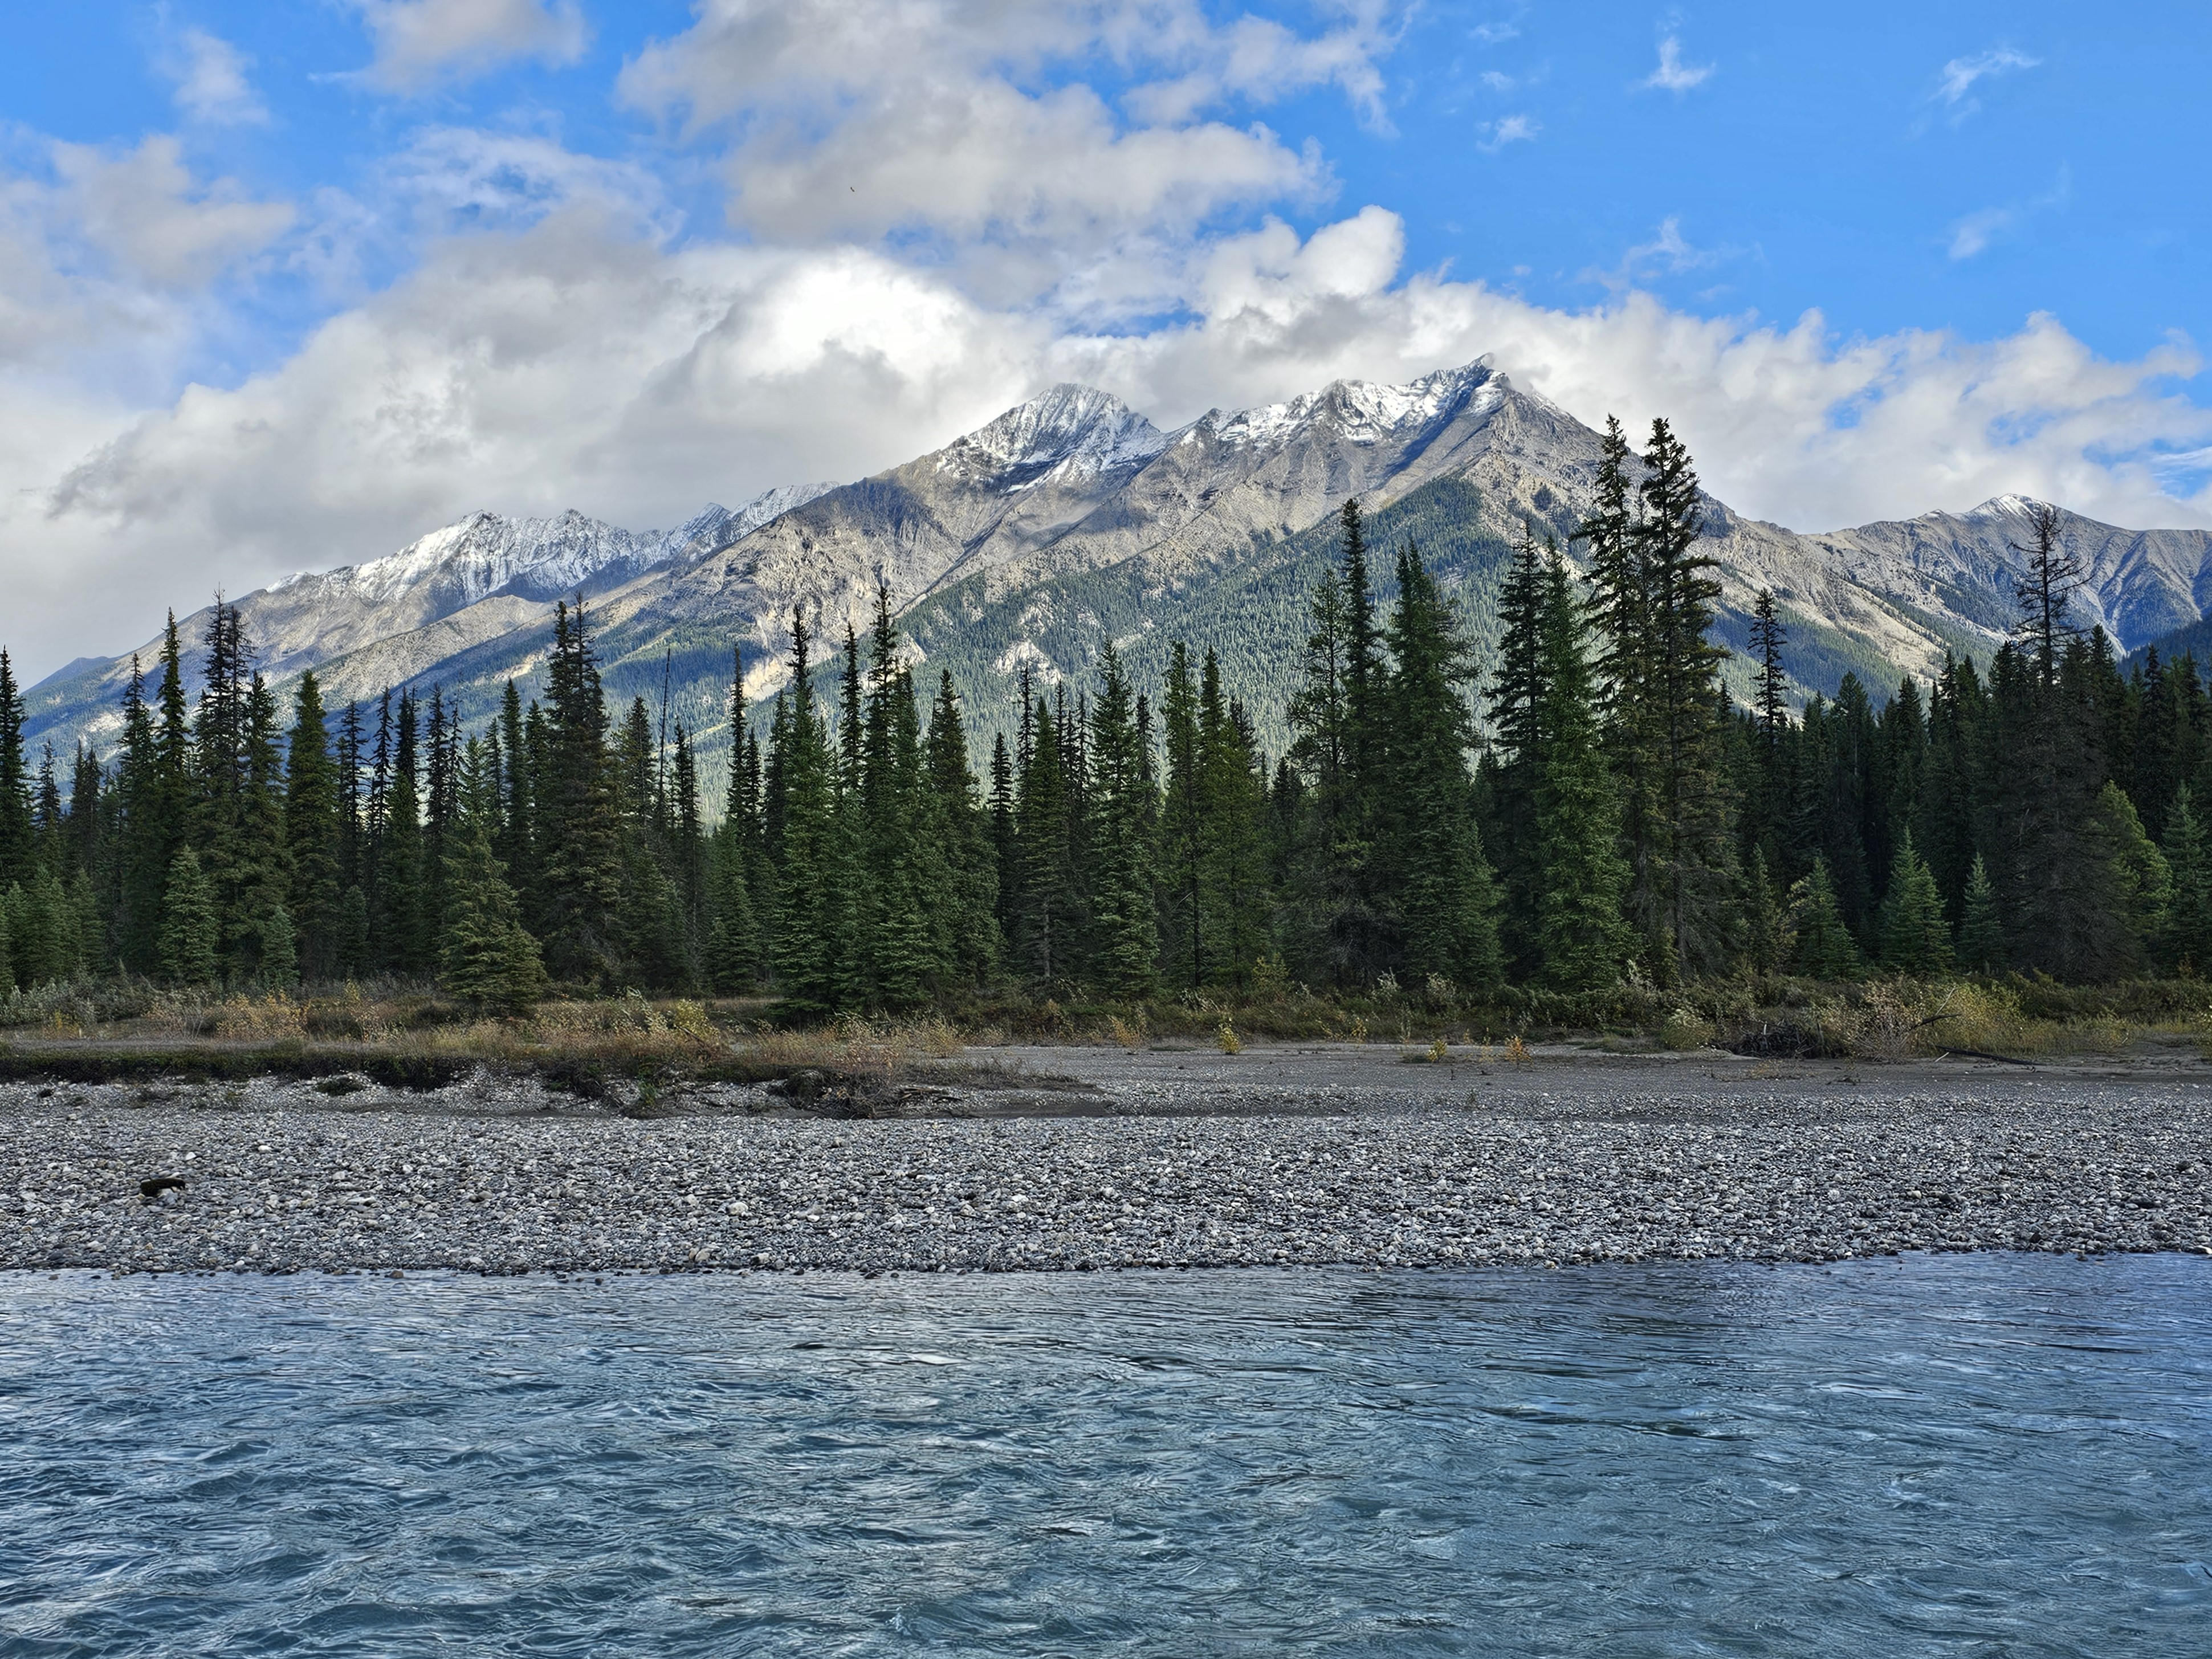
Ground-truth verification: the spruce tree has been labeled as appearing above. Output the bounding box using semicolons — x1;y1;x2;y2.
1086;647;1156;997
1878;831;1952;975
1788;856;1860;979
158;847;219;988
1742;846;1793;976
2158;786;2212;975
1531;547;1632;990
377;691;427;975
2088;780;2169;974
285;668;340;982
230;674;294;985
922;670;999;985
1956;854;2005;973
1635;418;1739;980
1380;540;1501;989
1158;643;1207;987
768;613;844;1016
706;650;758;992
1486;519;1551;975
0;651;34;892
538;601;626;984
858;585;933;1006
439;817;547;1012
1015;694;1079;983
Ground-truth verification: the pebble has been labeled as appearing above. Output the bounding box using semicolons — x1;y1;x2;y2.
2;1060;2207;1276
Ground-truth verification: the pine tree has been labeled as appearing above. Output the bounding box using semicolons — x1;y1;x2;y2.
1015;694;1079;983
439;816;547;1012
1487;518;1552;975
537;601;626;984
1788;855;1860;979
158;847;219;987
2158;786;2212;975
1158;643;1207;987
1743;846;1793;975
1635;418;1739;980
2011;503;2084;689
2088;780;2169;974
1878;831;1953;975
1531;547;1632;989
1086;646;1156;997
0;651;34;894
768;613;845;1016
1956;854;2005;973
284;672;341;979
706;649;758;992
922;670;999;985
1380;540;1501;989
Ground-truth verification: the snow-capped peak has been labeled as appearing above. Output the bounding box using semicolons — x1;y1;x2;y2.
1970;493;2052;520
1195;361;1498;451
936;384;1167;490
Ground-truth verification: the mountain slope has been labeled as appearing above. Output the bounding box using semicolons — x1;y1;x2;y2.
22;359;2212;814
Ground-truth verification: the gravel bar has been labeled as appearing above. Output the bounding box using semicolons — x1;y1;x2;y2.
5;1050;2211;1275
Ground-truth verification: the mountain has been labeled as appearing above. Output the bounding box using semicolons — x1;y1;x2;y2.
25;482;836;749
23;360;2212;804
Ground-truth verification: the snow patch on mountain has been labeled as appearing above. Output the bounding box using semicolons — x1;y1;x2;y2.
1189;361;1498;451
935;384;1166;491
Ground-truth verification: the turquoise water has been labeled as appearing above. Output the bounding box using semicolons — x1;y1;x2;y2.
2;1256;2209;1656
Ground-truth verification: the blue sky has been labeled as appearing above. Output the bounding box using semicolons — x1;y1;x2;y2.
1;1;2206;675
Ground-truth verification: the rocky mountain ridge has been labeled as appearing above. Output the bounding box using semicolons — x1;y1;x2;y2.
24;361;2212;791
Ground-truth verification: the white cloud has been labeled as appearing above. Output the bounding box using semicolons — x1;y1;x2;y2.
349;0;587;93
1478;114;1538;152
1948;206;2011;260
47;137;294;291
160;26;267;126
617;0;1386;316
1641;35;1713;93
1936;46;2039;112
0;2;2201;680
20;201;2206;680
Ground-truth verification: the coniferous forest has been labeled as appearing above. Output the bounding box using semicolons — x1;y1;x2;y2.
2;417;2206;1019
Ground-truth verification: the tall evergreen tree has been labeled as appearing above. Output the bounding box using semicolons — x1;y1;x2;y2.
1531;548;1632;989
158;847;219;987
286;672;342;980
1789;856;1860;979
0;651;35;894
1878;831;1952;975
1086;646;1156;997
1379;540;1501;989
537;601;625;984
2158;785;2212;975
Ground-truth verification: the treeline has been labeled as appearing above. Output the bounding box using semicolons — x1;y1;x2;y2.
0;415;2202;1010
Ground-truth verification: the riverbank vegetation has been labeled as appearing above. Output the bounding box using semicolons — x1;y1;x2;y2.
3;417;2211;1055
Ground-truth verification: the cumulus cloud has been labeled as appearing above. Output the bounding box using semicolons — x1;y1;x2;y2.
160;26;268;126
349;0;588;93
49;137;294;290
27;199;2208;674
617;0;1388;316
1641;35;1713;93
0;1;2202;679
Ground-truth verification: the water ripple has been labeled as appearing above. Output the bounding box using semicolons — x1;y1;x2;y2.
2;1255;2208;1656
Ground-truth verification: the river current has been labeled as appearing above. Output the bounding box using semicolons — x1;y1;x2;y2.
3;1254;2208;1656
